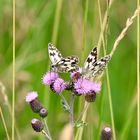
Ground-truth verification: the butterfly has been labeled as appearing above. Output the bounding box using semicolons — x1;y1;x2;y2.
80;47;111;79
48;43;79;73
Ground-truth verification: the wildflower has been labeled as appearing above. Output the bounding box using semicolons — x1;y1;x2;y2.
53;78;66;93
101;127;112;140
26;91;38;103
74;78;101;95
39;108;48;118
90;82;101;93
31;118;44;132
26;91;42;113
42;71;59;85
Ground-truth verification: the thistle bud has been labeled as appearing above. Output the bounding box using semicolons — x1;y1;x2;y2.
31;118;44;132
101;127;112;140
39;108;48;118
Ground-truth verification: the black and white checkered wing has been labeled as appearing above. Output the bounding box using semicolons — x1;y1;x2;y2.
48;43;62;65
84;47;97;70
91;55;111;77
56;56;79;72
48;43;79;73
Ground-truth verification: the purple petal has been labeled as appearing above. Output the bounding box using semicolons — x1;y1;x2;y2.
26;91;38;103
53;78;66;93
42;72;59;85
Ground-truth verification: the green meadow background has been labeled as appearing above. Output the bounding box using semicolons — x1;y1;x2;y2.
0;0;138;140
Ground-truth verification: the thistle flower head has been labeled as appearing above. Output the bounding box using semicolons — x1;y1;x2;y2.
74;78;101;95
26;91;42;113
90;82;101;93
31;118;44;132
25;91;38;103
53;78;66;93
42;71;59;85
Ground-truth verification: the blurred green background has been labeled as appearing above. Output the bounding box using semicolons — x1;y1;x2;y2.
0;0;138;140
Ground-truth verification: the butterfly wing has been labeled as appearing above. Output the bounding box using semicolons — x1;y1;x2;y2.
48;43;62;65
91;55;111;77
54;56;79;73
84;47;97;70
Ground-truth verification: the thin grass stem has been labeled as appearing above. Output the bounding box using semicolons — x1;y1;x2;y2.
119;91;137;140
75;101;89;124
105;69;116;140
12;0;16;139
52;0;63;44
97;0;116;139
137;1;140;140
0;106;10;140
75;102;90;140
97;0;113;54
110;7;140;57
75;1;89;139
96;80;105;140
0;82;21;140
81;0;89;64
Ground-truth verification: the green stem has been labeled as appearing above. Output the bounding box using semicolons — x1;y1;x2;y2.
70;94;75;140
137;0;140;140
106;70;116;140
12;0;16;139
70;94;75;126
59;94;71;112
43;119;52;140
75;102;90;140
0;106;10;140
75;101;89;124
52;0;63;44
42;130;52;140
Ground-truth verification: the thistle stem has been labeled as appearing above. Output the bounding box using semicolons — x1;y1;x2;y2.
59;94;71;112
75;101;89;124
43;119;52;140
42;130;52;140
70;94;75;126
69;94;75;140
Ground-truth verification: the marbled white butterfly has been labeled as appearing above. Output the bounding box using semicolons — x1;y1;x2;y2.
81;47;111;79
48;43;79;73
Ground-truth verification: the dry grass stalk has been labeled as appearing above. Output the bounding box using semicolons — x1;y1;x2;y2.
110;7;140;57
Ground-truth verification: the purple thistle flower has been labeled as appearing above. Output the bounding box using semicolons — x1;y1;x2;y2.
42;71;59;85
53;78;66;93
74;78;101;95
90;82;101;93
25;91;42;113
26;91;38;103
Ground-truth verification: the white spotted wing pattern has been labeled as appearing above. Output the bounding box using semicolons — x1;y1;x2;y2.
82;47;111;78
48;43;79;73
